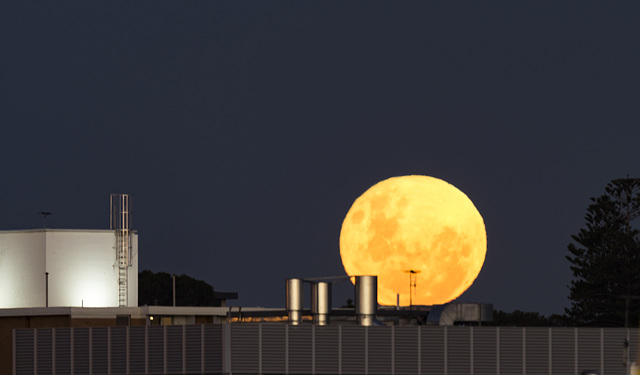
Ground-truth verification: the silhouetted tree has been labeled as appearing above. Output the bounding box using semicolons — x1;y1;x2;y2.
490;310;549;326
138;270;216;307
341;298;355;308
547;313;570;327
487;310;569;326
566;178;640;327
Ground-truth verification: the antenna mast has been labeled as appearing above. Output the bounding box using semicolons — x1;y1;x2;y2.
405;270;421;310
40;212;52;229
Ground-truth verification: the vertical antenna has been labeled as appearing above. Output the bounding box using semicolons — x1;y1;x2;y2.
40;212;52;229
111;194;132;307
405;270;421;310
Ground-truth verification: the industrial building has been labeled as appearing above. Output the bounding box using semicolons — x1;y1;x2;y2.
0;229;138;308
3;195;637;374
0;195;137;309
12;274;637;375
4;274;639;375
0;194;246;374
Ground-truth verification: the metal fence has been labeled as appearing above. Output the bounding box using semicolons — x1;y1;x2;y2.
14;324;640;374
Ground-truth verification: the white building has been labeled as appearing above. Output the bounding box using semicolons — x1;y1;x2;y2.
0;229;138;308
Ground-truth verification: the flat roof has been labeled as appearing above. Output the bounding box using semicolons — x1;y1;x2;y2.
0;306;281;319
0;228;137;234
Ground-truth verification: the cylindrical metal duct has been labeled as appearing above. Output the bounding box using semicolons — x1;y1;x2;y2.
286;278;303;325
355;275;377;326
311;282;332;325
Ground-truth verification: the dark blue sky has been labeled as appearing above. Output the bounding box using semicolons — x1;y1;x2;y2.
2;1;639;316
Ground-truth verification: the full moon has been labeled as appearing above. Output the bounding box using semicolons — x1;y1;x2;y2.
339;175;486;306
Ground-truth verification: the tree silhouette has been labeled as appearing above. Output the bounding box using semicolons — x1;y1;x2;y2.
138;270;217;307
490;310;567;326
566;178;640;327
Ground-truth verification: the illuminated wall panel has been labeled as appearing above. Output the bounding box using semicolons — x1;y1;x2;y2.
0;229;138;308
129;234;138;307
0;231;46;307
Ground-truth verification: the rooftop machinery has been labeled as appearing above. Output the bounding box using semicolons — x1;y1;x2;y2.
110;194;132;307
286;276;377;326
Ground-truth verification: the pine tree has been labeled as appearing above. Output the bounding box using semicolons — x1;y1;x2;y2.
566;178;640;327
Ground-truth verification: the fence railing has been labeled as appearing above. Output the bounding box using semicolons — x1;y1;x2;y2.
14;324;640;374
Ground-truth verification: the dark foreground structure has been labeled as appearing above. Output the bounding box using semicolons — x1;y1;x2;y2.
14;324;639;375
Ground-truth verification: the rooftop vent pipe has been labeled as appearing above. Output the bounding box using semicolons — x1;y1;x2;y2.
355;275;377;326
286;278;303;325
311;282;332;326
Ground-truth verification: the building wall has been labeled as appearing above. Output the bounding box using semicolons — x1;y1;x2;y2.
2;314;146;375
128;233;138;307
47;231;119;307
0;230;138;308
0;315;72;375
0;231;46;308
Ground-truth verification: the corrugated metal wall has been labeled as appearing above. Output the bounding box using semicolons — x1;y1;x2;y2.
13;324;640;375
14;325;223;375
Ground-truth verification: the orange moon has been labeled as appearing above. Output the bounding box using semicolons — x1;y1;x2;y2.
339;175;486;306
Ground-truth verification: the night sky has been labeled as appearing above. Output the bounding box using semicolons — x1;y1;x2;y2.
2;2;639;316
